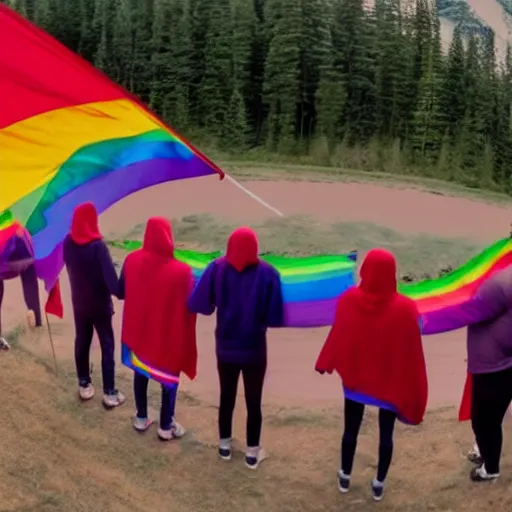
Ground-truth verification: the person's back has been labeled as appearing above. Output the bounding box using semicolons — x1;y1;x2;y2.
63;204;118;315
315;248;427;501
188;227;283;469
62;202;124;408
119;217;197;441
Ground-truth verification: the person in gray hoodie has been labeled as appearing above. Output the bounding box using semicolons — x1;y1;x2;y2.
422;267;512;482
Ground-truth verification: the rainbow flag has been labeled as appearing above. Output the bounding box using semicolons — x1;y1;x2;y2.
0;5;223;291
112;238;512;330
109;240;358;328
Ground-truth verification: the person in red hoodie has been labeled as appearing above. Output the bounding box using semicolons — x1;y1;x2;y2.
63;202;124;408
118;217;197;441
315;248;427;502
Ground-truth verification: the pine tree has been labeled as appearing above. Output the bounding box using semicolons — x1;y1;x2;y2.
333;0;376;144
263;0;302;152
200;0;233;132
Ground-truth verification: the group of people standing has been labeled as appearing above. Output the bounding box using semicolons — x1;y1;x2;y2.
2;201;512;503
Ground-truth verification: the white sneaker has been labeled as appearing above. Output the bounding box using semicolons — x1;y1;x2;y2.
219;438;232;461
0;337;10;350
245;446;267;470
471;464;500;482
79;384;95;401
133;417;153;432
102;391;126;409
158;421;186;441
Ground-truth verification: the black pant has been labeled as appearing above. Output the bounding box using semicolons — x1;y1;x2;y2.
341;398;397;482
471;367;512;474
0;265;42;334
217;360;267;448
74;310;116;394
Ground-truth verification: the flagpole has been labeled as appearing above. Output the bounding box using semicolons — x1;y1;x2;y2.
45;313;58;375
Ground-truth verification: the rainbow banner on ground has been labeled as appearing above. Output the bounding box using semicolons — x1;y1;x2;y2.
109;240;358;328
403;237;512;333
0;5;223;292
112;238;512;332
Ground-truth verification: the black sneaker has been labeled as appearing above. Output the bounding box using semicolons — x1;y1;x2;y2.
470;465;499;482
218;447;232;461
371;479;384;501
338;470;350;493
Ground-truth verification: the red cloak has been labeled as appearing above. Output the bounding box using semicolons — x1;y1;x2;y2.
70;202;102;244
315;248;428;425
121;217;197;380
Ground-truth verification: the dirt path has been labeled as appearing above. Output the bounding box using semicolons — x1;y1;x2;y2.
3;177;509;410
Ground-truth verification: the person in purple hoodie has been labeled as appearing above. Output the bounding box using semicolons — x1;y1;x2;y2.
0;225;42;350
422;267;512;482
63;202;125;409
188;227;284;469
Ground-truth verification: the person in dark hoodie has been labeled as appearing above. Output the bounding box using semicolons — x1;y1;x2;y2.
422;266;512;482
188;227;284;469
315;249;427;502
118;217;197;441
63;202;125;408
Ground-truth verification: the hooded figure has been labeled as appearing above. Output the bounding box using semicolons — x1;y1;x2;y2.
0;222;42;349
421;267;512;482
63;202;124;408
188;227;283;469
315;248;427;501
118;217;197;441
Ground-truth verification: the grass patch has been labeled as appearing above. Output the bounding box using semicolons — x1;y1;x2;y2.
115;214;482;282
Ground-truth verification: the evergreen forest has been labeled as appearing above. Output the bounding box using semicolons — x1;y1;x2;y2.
5;0;512;193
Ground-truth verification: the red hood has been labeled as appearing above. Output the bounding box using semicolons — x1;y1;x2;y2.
142;217;174;259
226;227;259;271
357;248;398;313
70;202;102;245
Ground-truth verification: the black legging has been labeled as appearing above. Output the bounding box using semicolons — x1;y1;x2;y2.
0;265;42;335
217;359;267;448
472;367;512;475
342;398;397;482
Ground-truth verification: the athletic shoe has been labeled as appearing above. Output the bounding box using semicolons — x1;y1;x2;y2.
219;438;232;461
102;390;126;409
133;417;153;432
245;447;266;470
338;470;350;493
470;465;499;482
78;384;95;401
467;444;483;465
371;478;385;501
158;421;186;441
0;337;10;350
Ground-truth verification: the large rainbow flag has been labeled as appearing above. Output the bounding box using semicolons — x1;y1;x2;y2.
0;5;223;292
112;237;512;330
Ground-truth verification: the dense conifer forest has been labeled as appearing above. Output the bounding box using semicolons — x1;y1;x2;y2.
5;0;512;193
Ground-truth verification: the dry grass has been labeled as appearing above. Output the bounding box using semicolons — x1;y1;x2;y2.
2;328;512;512
113;214;482;281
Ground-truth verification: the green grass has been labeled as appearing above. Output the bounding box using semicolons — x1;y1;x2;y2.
114;214;483;282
